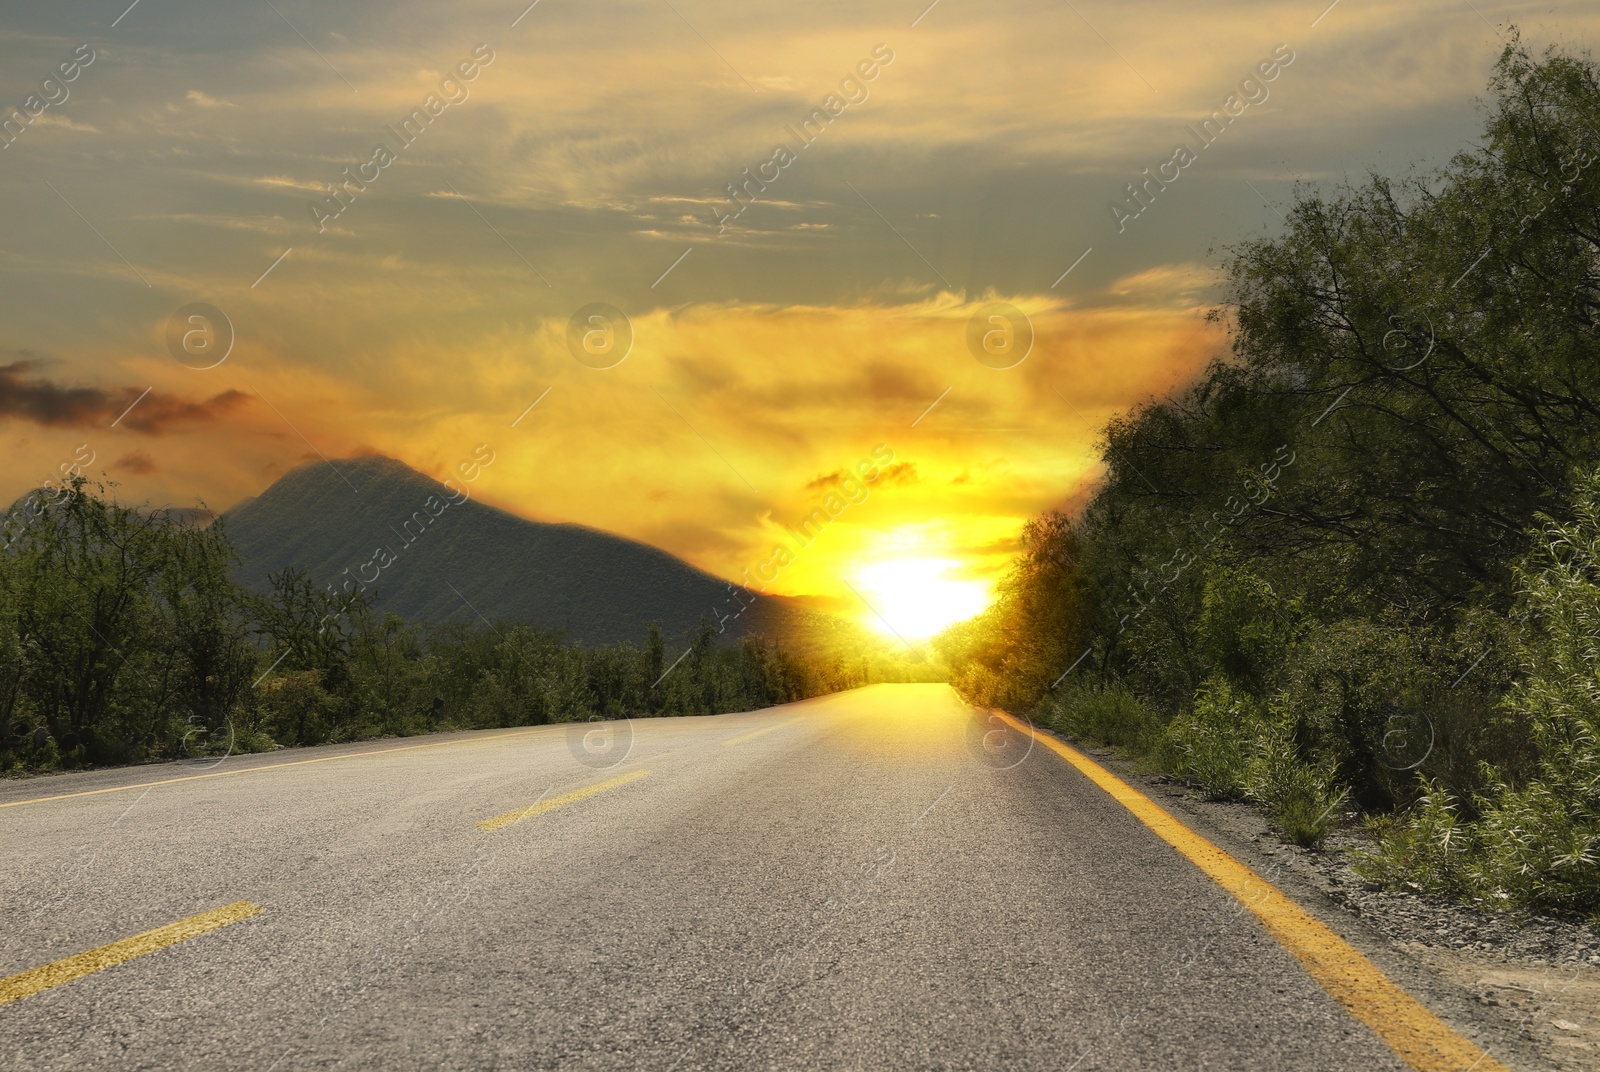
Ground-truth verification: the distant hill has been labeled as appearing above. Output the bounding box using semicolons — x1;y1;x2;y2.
220;455;827;646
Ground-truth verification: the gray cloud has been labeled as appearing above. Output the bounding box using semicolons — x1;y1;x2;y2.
0;362;248;434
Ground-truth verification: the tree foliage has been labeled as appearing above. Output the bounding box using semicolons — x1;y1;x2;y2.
0;479;924;772
935;511;1087;711
939;40;1600;911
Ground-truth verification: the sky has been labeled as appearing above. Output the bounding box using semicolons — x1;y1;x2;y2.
2;0;1597;639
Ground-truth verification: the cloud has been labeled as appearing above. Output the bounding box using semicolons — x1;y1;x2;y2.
31;114;98;134
810;461;916;491
0;361;125;426
0;362;248;435
876;462;918;487
255;175;325;192
184;89;233;108
804;468;850;491
120;389;250;435
114;450;157;475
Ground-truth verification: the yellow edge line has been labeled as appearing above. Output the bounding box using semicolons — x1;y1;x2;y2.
478;768;651;831
0;727;551;812
0;901;262;1008
994;711;1509;1072
722;719;798;747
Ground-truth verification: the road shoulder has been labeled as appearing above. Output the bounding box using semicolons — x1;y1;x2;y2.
1028;723;1598;1072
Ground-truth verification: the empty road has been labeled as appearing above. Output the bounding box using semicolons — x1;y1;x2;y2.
1;684;1481;1070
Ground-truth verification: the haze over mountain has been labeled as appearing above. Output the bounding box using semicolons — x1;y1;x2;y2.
221;455;824;646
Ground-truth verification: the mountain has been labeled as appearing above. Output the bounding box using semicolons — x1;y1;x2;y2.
220;455;824;646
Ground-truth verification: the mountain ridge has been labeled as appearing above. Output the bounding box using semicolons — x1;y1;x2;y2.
221;454;826;646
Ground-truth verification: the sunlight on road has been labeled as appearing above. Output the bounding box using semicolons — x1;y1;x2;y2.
815;684;973;762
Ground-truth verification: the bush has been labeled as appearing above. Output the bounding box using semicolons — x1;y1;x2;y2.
1354;781;1471;896
252;670;342;746
1154;677;1347;844
1366;468;1600;913
1245;718;1346;848
1196;562;1299;696
1463;473;1600;912
1160;677;1261;801
1040;678;1163;749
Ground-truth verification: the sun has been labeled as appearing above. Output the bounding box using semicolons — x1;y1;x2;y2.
853;557;989;641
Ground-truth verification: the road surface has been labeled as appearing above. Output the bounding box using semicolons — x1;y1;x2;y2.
1;684;1438;1070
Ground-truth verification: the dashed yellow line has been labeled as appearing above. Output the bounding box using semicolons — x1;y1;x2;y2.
0;728;550;812
0;902;262;1008
722;720;798;748
478;769;651;831
994;711;1508;1072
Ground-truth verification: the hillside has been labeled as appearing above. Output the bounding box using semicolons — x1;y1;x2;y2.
221;455;824;646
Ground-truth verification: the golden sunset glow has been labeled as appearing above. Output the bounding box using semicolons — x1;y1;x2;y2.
854;557;990;641
2;0;1588;636
844;524;993;640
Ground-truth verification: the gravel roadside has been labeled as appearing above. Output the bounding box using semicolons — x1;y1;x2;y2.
1050;731;1600;1072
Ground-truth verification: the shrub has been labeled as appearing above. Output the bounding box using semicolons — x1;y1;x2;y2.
1160;677;1261;801
1245;717;1346;848
1153;677;1348;843
1354;780;1471;896
1041;678;1163;749
1463;473;1600;912
252;670;341;746
1366;468;1600;913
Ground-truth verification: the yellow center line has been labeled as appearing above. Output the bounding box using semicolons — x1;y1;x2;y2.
722;719;798;747
0;901;262;1008
993;711;1508;1072
0;727;552;812
478;768;651;831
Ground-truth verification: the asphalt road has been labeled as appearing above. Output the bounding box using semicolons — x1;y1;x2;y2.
0;684;1420;1071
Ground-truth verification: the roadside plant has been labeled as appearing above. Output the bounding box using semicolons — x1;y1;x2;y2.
1161;677;1260;801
